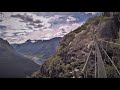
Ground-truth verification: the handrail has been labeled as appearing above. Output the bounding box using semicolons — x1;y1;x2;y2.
100;44;120;76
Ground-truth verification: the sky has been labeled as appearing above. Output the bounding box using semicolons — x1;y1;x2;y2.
0;12;100;44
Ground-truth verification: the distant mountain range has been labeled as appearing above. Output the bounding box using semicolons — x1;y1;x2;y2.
0;38;40;78
12;37;61;64
0;12;101;44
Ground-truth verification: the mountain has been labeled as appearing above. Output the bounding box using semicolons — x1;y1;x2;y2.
12;37;61;64
0;38;40;78
32;12;120;78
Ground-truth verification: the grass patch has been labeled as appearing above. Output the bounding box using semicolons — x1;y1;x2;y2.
106;65;119;78
115;30;120;44
35;54;44;58
47;54;61;67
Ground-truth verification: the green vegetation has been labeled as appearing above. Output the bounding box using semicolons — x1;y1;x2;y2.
47;54;61;67
66;64;72;71
73;25;85;33
115;30;120;44
106;65;119;78
35;54;44;58
43;14;111;77
33;13;120;78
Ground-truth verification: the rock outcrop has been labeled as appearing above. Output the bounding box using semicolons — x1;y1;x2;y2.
32;12;120;78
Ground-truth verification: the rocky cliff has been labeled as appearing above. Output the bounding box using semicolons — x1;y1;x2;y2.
32;12;120;78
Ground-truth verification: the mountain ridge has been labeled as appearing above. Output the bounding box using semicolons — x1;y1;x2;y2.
0;38;40;78
32;12;120;78
12;37;61;64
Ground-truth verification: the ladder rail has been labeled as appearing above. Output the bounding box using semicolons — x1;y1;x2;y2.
81;48;92;74
100;44;120;76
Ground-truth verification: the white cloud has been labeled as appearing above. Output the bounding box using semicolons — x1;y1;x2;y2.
0;12;99;44
85;12;99;15
66;16;77;22
1;18;27;30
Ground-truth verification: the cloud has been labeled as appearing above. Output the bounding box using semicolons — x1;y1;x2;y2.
66;16;77;22
0;12;99;44
85;12;99;15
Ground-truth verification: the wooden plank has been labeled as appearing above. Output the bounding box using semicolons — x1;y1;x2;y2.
95;41;107;78
95;47;97;78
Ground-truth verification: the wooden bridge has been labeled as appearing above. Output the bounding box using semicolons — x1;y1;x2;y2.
73;36;120;78
76;16;120;78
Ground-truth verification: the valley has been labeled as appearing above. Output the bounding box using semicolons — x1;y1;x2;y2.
12;37;61;65
1;12;120;78
23;54;46;65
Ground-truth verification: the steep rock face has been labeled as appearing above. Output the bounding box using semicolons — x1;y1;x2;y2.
32;12;120;78
0;38;40;78
103;12;120;17
96;19;119;40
